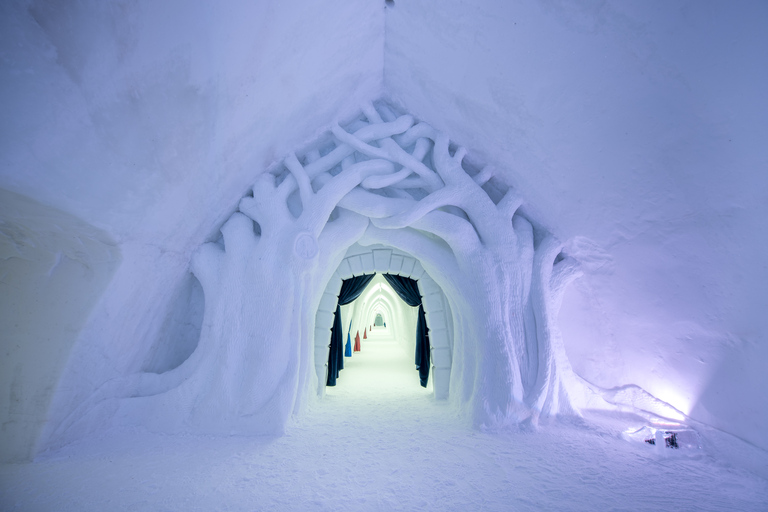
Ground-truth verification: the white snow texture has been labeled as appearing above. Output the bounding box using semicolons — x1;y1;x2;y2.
1;0;767;510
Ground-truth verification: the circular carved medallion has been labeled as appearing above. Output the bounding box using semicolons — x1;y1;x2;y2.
294;232;319;260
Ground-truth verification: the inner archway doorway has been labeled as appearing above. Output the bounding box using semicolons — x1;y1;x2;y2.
327;273;432;397
314;244;454;399
331;273;426;390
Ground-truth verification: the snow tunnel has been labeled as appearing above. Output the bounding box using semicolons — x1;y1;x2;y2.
315;245;453;397
36;101;689;451
3;4;767;507
152;100;609;436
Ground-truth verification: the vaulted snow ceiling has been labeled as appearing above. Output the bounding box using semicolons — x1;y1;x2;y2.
1;0;767;462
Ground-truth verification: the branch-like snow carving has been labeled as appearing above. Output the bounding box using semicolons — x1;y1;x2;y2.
92;101;616;442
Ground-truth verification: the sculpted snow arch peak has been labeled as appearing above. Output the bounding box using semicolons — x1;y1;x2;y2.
181;99;597;432
45;101;614;445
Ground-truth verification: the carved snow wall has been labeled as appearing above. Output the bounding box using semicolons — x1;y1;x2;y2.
171;99;604;433
48;100;673;446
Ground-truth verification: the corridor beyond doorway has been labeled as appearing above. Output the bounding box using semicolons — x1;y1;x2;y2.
329;271;429;392
326;335;432;398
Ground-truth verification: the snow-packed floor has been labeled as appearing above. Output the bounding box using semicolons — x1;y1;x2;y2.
2;330;767;511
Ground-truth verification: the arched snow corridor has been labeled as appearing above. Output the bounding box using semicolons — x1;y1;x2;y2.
316;252;451;396
325;273;434;401
170;101;610;437
40;102;686;452
4;3;768;508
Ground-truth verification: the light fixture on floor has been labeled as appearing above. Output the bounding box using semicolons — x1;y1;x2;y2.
623;426;700;449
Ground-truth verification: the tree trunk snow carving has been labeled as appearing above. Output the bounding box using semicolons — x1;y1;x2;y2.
187;157;396;431
185;99;601;432
54;102;670;442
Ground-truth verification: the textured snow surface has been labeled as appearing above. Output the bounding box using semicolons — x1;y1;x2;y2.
3;0;767;464
0;0;385;462
42;101;605;451
0;190;120;462
384;0;768;452
3;337;766;511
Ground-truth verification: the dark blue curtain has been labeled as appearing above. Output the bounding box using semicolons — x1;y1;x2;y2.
327;274;375;386
382;273;430;387
344;318;353;357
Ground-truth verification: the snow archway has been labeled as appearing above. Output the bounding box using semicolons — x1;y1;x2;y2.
43;101;609;447
175;99;601;432
315;244;453;398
